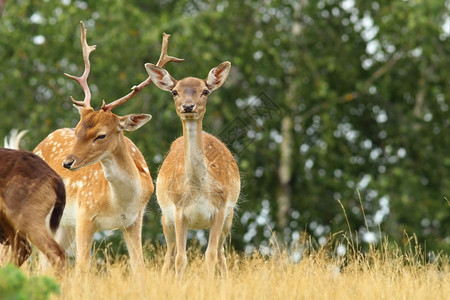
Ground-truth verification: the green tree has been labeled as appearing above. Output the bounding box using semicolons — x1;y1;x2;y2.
1;0;448;255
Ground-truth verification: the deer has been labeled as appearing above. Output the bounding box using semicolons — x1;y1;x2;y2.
0;143;66;269
32;21;183;270
145;61;240;279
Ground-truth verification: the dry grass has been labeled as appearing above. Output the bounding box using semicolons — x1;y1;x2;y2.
18;239;448;300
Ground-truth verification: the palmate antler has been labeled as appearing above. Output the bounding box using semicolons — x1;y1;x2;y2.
65;21;184;111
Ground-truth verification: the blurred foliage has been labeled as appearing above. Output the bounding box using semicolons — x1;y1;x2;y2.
0;264;60;300
0;0;449;255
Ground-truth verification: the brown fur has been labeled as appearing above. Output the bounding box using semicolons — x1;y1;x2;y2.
158;133;239;208
146;61;240;279
33;108;154;270
0;148;66;269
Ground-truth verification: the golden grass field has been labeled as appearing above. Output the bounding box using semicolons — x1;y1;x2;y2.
13;236;447;300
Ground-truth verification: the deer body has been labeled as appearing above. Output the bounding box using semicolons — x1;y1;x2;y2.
157;130;239;230
34;128;151;232
31;22;182;270
146;62;240;279
0;147;66;269
34;123;153;269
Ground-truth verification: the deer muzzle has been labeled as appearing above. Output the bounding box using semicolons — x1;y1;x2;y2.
63;157;75;170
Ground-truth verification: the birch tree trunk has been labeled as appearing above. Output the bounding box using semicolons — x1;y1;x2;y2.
276;0;306;240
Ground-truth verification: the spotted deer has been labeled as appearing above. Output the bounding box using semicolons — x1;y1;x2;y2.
0;144;66;270
145;61;240;279
33;22;183;270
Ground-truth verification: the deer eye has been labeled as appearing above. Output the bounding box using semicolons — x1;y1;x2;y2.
171;90;178;96
94;134;106;141
202;89;210;96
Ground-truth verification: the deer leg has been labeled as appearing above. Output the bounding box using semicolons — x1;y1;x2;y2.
27;227;66;271
0;221;16;265
161;213;176;275
1;207;37;268
122;210;145;271
174;207;188;280
1;214;32;267
41;225;73;270
205;208;226;278
75;214;95;270
217;210;234;278
11;234;32;267
12;215;66;270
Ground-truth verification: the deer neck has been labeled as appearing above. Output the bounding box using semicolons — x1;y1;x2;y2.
99;135;140;203
182;119;207;185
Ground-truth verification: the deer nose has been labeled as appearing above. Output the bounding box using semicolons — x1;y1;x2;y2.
182;103;195;113
63;159;74;169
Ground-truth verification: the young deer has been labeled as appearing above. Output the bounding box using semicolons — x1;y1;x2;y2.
145;61;240;279
33;22;182;270
0;147;66;269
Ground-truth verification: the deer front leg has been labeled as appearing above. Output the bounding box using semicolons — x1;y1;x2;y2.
122;210;145;271
76;213;95;270
205;208;226;278
161;213;176;275
174;207;188;280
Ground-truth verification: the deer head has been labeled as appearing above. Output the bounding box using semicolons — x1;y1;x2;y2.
144;61;231;121
62;22;183;170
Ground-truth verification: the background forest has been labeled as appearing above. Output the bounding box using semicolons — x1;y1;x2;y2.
0;0;449;256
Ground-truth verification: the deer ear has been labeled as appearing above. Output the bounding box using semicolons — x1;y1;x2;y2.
206;61;231;92
119;114;152;131
145;63;177;91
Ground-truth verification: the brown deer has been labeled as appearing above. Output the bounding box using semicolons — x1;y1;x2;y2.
33;22;182;270
0;147;66;269
145;61;240;279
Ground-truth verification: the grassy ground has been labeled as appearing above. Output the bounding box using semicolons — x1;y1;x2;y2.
18;238;448;300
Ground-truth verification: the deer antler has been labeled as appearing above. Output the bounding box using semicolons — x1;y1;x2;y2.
101;33;184;112
64;21;96;108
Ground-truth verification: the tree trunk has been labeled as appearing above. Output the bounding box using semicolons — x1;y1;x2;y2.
275;0;306;242
277;114;293;230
